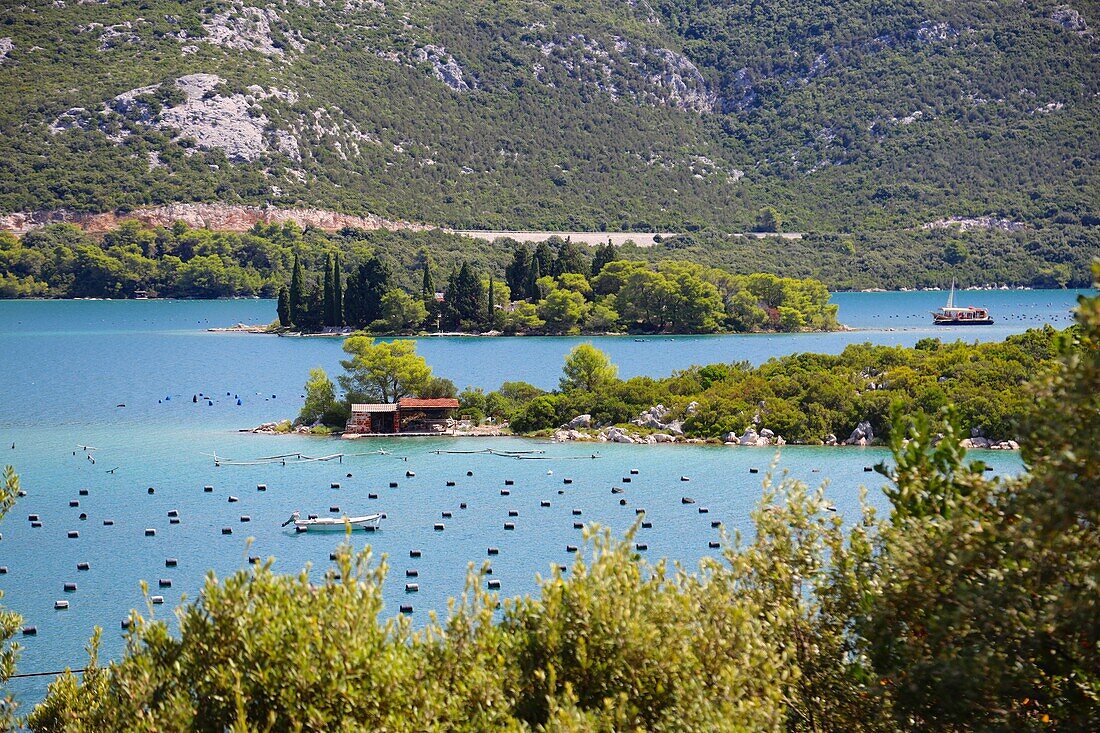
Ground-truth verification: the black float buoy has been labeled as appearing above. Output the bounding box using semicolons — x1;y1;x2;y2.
410;549;422;558
540;500;551;507
501;489;510;496
709;541;721;549
446;481;456;487
619;498;627;505
240;515;251;522
78;489;89;496
221;527;232;535
159;579;172;588
228;496;238;503
504;522;515;530
566;545;578;553
433;523;445;531
77;562;90;571
69;500;79;507
711;520;722;528
641;521;652;529
329;506;340;513
563;478;572;485
148;487;155;494
144;528;155;537
21;626;36;636
863;466;873;472
504;479;514;486
405;569;418;577
635;543;648;551
389;482;398;488
165;558;178;567
204;485;214;492
573;522;583;529
635;508;646;514
572;509;582;515
680;476;690;482
681;498;695;506
622;477;631;483
630;469;639;475
369;493;378;499
749;468;759;474
103;519;114;526
487;547;499;556
405;471;415;478
79;513;87;521
698;507;709;514
400;605;413;614
611;487;624;494
405;583;419;593
441;511;452;518
459;502;467;509
257;484;267;491
67;530;79;539
508;509;518;517
167;509;179;518
487;579;501;590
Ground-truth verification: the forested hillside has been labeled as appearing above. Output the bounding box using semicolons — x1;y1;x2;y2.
0;0;1096;236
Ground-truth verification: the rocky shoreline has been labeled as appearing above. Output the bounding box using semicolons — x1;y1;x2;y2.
550;405;1021;450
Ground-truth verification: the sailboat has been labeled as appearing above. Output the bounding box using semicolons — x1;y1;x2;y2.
931;280;994;325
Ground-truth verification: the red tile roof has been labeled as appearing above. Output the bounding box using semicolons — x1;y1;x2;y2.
398;397;460;409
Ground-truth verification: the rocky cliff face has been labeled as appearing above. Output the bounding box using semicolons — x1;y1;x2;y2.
0;204;436;236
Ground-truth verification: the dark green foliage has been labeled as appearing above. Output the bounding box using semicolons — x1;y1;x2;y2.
443;262;485;330
288;253;303;324
322;253;335;327
276;286;290;328
345;256;391;329
504;245;531;299
332;254;343;327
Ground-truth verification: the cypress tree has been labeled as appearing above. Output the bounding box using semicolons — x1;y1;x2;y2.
333;254;343;327
289;254;303;325
525;257;541;302
453;262;484;326
421;254;434;296
505;246;531;297
322;254;334;327
361;256;391;326
487;277;495;327
277;286;291;328
591;241;618;276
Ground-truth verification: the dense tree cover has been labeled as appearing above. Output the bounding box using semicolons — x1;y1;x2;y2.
636;225;1100;289
338;337;434;405
3;220;1098;303
0;0;1096;236
495;326;1064;442
284;240;839;334
18;284;1099;731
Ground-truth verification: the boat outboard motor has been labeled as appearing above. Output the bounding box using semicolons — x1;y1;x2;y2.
281;511;300;527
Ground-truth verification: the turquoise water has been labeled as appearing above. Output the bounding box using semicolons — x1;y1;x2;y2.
0;289;1083;706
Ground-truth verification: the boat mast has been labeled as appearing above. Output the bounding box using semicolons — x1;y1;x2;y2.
946;278;955;309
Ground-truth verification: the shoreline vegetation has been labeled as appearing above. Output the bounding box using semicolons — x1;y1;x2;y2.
12;280;1099;731
269;238;841;337
279;319;1072;449
3;219;1096;304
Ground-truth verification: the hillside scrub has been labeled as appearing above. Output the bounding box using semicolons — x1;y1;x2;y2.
0;1;1095;234
16;281;1100;730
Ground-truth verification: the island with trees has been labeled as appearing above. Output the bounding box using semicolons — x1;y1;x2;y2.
274;238;840;336
281;317;1066;448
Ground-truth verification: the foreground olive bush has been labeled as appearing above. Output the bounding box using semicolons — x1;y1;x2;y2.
23;282;1100;732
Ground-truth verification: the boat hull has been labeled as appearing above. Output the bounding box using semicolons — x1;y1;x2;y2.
933;319;995;326
291;514;382;532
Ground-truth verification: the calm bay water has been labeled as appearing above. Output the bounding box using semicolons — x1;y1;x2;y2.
0;289;1085;706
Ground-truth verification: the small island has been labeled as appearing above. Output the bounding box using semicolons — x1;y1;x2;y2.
270;322;1062;450
270;239;841;337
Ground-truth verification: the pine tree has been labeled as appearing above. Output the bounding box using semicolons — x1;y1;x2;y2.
277;286;291;328
289;254;303;325
322;253;334;327
553;237;589;277
333;254;343;327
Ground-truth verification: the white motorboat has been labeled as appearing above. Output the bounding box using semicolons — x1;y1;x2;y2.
282;510;383;532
